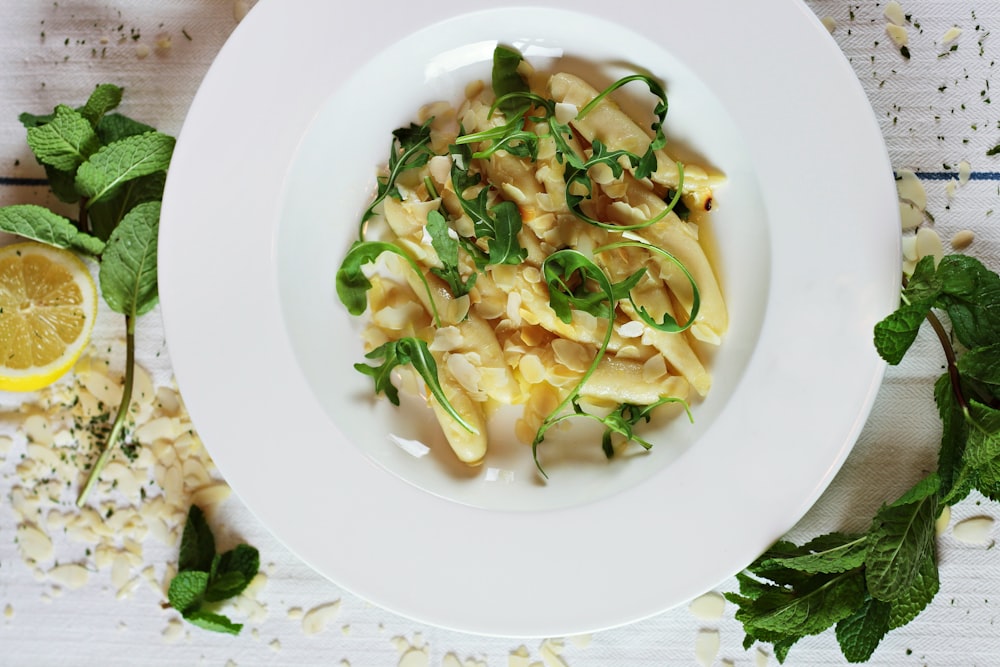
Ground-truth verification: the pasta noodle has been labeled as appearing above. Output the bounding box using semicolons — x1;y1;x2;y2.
337;47;728;471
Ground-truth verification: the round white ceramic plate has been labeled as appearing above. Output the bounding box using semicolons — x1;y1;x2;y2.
159;0;900;637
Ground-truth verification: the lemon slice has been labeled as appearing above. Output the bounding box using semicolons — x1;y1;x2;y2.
0;242;98;391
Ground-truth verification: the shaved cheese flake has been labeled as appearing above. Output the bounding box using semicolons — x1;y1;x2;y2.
301;601;341;635
389;434;431;458
953;516;995;545
886;23;909;47
896;169;927;210
958;160;972;185
941;26;963;45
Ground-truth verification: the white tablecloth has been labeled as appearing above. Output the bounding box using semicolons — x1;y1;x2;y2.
2;1;999;665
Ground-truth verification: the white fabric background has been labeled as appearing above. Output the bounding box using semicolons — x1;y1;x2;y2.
2;1;999;665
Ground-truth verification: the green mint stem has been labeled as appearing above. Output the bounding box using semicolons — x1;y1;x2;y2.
76;314;135;507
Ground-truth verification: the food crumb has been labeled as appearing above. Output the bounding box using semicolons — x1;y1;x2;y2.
884;0;906;26
162;618;185;643
953;516;995;545
936;505;953;535
942;26;963;45
268;639;281;652
688;591;726;621
301;601;341;635
341;624;351;636
135;43;150;59
951;229;975;250
821;16;837;33
756;647;771;666
3;604;13;619
694;629;720;667
286;606;303;620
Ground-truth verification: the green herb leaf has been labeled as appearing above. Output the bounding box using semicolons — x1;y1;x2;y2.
865;474;940;602
962;400;1000;470
183;610;243;635
360;119;434;230
874;303;931;364
203;570;247;603
355;338;477;435
98;200;160;317
178;505;216;573
426;210;476;297
835;596;892;663
75;131;175;205
735;570;867;638
0;204;105;255
96;113;156;145
449;144;527;266
78;84;123;127
26;105;100;171
757;533;869;575
492;45;531;117
887;546;939;630
214;544;260;596
935;373;974;503
167;570;209;614
88;171;167;242
335;240;441;325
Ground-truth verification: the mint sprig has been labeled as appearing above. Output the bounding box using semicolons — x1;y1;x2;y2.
167;506;260;635
0;84;172;507
729;253;1000;663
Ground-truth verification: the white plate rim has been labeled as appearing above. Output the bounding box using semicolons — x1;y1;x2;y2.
159;0;900;637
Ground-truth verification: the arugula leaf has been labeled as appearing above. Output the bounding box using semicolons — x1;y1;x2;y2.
98;200;160;317
360;119;435;231
355;338;478;435
834;595;892;663
335;240;441;325
492;45;531;117
864;474;939;602
26;105;100;171
0;204;105;255
449;143;527;266
75;131;175;205
593;397;690;458
426;210;476;298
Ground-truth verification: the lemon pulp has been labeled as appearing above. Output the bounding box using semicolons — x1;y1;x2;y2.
0;242;98;391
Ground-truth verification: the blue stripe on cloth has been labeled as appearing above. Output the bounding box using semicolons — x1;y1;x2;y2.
913;171;1000;181
0;176;49;186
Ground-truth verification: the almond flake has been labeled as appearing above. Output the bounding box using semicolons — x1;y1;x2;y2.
953;516;995;545
884;1;906;26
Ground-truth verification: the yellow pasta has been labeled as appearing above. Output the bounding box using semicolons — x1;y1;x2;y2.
339;46;728;469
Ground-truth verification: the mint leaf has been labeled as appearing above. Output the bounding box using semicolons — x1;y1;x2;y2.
167;570;209;614
735;571;866;637
835;596;892;663
78;84;123;127
962;400;1000;470
26;105;100;171
96;113;156;144
873;303;931;364
214;543;259;597
0;204;105;255
88;171;167;242
203;570;247;603
865;475;939;602
178;505;215;573
935;374;974;503
75;131;175;205
888;546;939;629
98;201;159;317
957;343;1000;390
758;533;868;575
936;255;1000;349
183;610;243;635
